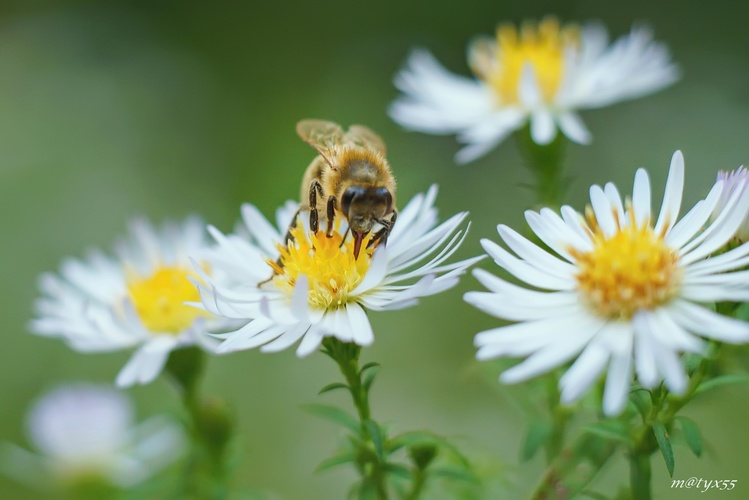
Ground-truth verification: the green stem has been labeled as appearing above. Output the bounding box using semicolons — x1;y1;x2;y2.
516;123;567;208
544;375;568;464
165;347;233;500
531;433;618;500
628;453;652;500
322;338;388;499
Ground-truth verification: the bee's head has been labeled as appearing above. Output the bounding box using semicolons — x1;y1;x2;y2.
341;185;393;259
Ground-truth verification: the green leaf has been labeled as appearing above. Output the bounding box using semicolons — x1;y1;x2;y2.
382;462;411;480
675;416;702;457
316;451;356;472
360;361;380;375
734;302;749;321
653;421;675;477
520;419;553;462
363;419;385;460
302;404;359;433
318;382;349;395
629;389;651;419
583;420;630;444
695;374;749;396
430;466;478;483
360;362;380;392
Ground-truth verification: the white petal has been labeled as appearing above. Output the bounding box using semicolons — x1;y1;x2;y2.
631;168;652;227
557;112;591;144
669;300;749;343
346;302;374;346
654;151;684;235
530;110;556;145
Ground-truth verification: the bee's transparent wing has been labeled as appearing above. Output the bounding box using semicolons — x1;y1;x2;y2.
296;120;345;160
345;125;386;154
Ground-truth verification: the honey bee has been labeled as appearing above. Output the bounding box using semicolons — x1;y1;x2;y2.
292;119;398;259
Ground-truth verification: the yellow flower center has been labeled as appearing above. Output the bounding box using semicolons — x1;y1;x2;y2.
127;266;207;334
268;221;374;310
471;18;577;105
571;212;682;319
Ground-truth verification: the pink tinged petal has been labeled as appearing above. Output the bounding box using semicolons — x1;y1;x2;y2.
680;178;749;265
603;351;633;416
666;181;723;250
480;239;576;290
241;203;283;256
530;110;556;145
654;151;685;235
631;168;652;227
499;324;600;384
669;300;749;343
497;225;577;278
557;112;591;144
559;340;611;405
295;327;325;357
346;302;374;346
589;185;618;238
259;322;311;353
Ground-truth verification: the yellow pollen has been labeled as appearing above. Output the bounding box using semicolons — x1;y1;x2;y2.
471;18;578;105
127;266;207;334
571;219;682;319
269;220;374;310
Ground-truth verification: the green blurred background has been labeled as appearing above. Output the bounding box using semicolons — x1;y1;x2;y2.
2;0;749;498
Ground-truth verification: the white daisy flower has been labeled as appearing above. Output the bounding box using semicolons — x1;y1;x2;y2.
713;166;749;243
1;384;184;487
193;185;481;357
465;151;749;416
390;18;679;163
30;217;227;387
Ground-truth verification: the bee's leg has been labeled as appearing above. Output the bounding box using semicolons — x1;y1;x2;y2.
281;208;301;245
326;196;336;237
309;180;324;233
368;209;398;249
338;226;351;248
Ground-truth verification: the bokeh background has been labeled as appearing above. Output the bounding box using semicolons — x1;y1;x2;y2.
2;0;749;498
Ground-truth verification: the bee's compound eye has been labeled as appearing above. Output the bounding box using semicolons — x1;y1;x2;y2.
375;187;392;213
341;186;365;217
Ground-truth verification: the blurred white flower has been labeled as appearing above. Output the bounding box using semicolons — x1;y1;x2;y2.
2;384;183;488
193;186;481;357
713;166;749;243
390;18;679;163
465;151;749;415
30;217;228;387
